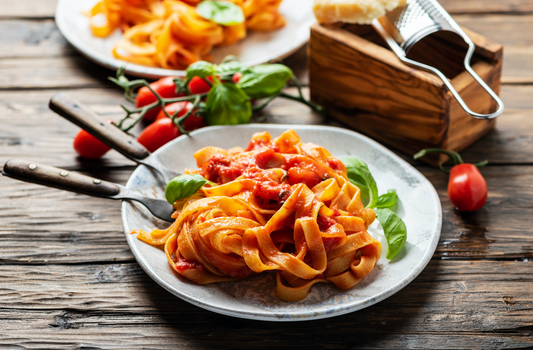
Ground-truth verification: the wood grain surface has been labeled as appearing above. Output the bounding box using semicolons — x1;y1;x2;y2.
1;0;533;349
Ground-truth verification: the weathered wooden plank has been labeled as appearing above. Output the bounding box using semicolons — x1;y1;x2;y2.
0;56;114;90
441;0;533;14
0;85;532;171
2;158;533;262
420;165;533;259
0;260;531;349
0;14;532;84
0;0;57;18
0;20;72;59
0;88;137;169
2;0;533;18
0;169;134;264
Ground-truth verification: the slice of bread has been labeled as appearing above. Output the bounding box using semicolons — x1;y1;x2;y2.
313;0;406;24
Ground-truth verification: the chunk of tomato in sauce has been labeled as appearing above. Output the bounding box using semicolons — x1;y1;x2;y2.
317;215;337;232
175;258;205;274
201;154;232;182
253;181;291;202
254;148;287;169
287;167;321;189
245;132;279;152
326;158;346;173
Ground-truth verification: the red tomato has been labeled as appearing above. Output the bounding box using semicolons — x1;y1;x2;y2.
155;102;207;130
287;167;321;189
232;72;242;84
137;118;181;153
73;129;111;159
448;164;488;211
188;76;213;95
135;77;182;121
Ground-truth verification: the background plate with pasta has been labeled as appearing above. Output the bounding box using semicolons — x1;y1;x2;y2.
121;124;442;321
55;0;315;78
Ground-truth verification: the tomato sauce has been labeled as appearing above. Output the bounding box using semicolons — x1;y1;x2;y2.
200;141;337;206
175;258;205;273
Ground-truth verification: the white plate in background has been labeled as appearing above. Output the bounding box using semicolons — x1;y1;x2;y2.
55;0;315;79
121;124;442;321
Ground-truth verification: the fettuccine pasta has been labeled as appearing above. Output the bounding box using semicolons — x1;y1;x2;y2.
134;130;382;301
87;0;286;69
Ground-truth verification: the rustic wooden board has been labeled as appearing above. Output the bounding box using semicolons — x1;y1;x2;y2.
0;15;533;83
0;19;73;59
2;0;533;18
0;260;530;349
441;0;533;14
1;86;533;170
2;163;533;263
0;169;134;264
0;0;58;18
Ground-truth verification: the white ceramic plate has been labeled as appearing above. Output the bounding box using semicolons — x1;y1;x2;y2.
121;124;442;321
55;0;315;79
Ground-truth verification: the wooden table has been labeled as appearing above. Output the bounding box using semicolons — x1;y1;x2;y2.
1;1;532;348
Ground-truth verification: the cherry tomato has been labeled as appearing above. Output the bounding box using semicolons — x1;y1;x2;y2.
155;102;207;130
448;163;487;211
73;129;112;159
188;76;213;95
135;77;182;121
155;101;189;121
232;72;242;84
137;118;181;153
414;148;488;212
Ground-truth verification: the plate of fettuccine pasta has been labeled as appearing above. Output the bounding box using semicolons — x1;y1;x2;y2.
121;125;442;321
55;0;314;78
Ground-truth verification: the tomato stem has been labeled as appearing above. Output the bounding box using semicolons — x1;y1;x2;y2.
414;148;489;173
172;95;202;135
252;93;280;112
278;91;324;115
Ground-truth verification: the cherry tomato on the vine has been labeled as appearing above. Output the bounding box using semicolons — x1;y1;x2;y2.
188;76;213;95
135;76;183;121
73;129;111;159
448;164;487;211
414;148;488;212
155;102;207;131
232;72;242;84
137;118;181;153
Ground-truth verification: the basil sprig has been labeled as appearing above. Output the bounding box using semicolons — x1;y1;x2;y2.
215;60;249;77
165;174;209;204
375;189;398;209
186;61;216;81
237;64;293;99
206;82;252;125
161;57;319;127
340;156;407;260
196;1;245;26
374;208;407;259
340;156;379;208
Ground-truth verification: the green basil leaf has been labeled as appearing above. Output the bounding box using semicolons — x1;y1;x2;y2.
375;208;407;260
186;61;215;81
237;64;293;99
216;61;251;78
165;174;208;204
339;156;378;208
205;81;252;125
196;1;245;26
375;189;398;209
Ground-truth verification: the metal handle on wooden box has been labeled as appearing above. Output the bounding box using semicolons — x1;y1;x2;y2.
371;0;504;120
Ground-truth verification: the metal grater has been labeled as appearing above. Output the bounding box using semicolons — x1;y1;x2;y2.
372;0;504;119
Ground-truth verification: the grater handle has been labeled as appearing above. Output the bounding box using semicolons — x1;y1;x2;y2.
372;19;504;120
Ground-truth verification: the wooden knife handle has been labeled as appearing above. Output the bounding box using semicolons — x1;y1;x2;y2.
49;92;150;161
2;159;120;197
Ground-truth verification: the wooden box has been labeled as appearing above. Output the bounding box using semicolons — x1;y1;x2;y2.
309;23;503;165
